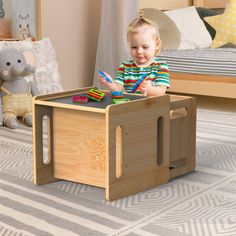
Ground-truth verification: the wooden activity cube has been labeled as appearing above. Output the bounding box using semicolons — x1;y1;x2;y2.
33;87;196;201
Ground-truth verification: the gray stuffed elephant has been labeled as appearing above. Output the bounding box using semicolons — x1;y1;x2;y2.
0;48;39;129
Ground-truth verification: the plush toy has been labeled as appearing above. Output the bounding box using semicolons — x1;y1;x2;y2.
0;48;39;129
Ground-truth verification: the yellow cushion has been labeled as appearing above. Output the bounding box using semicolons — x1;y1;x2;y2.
204;0;236;48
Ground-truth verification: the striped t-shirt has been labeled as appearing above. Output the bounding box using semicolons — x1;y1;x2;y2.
115;57;170;93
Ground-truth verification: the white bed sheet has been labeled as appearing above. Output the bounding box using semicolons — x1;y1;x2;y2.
159;48;236;77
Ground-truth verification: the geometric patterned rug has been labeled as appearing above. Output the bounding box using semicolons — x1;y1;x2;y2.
0;109;236;236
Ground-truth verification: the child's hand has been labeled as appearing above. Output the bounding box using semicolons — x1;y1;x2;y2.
139;80;153;96
99;72;116;91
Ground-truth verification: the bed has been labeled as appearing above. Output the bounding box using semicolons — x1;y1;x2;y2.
140;0;236;99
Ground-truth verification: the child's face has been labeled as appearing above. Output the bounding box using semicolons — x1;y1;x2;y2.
128;26;159;66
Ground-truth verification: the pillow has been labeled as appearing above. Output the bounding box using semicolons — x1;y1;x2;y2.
0;38;63;95
143;8;181;51
164;6;212;50
204;0;236;48
196;7;219;39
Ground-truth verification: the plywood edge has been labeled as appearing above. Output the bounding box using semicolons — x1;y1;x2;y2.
33;100;106;113
105;94;170;114
170;72;236;84
169;73;236;98
169;79;236;99
193;0;228;8
34;86;96;101
140;0;192;10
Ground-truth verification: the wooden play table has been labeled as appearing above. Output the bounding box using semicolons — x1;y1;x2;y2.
33;87;196;201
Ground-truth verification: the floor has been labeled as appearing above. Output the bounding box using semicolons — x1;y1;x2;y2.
1;109;235;236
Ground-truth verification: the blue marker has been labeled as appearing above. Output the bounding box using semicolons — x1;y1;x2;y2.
131;74;147;93
99;70;112;83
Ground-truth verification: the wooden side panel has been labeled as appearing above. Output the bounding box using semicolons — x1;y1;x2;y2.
140;0;192;10
105;95;170;201
33;104;56;185
169;96;196;178
53;108;106;187
169;73;236;99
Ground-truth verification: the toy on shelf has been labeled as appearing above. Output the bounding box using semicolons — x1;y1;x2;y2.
98;70;113;83
72;95;88;103
87;88;105;102
112;98;130;104
110;91;123;99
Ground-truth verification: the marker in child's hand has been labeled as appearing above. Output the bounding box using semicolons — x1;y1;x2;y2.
99;70;112;83
131;74;147;93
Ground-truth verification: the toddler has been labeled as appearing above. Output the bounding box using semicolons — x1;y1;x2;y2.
100;11;170;96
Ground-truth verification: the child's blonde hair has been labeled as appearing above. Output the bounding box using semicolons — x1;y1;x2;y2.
127;10;161;55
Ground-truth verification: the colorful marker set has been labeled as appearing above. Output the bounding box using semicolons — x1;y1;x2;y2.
112;98;130;104
87;89;105;101
110;91;130;103
72;89;130;104
99;70;129;104
72;89;105;103
72;95;89;103
110;91;123;99
72;70;131;104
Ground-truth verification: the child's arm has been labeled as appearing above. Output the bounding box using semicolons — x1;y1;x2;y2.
99;71;123;92
139;61;169;96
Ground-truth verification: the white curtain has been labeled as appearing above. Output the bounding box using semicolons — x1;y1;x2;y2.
93;0;140;88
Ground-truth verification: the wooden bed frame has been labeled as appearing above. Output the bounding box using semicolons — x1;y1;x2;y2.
140;0;235;99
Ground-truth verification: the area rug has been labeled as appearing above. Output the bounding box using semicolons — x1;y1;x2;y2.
0;109;236;236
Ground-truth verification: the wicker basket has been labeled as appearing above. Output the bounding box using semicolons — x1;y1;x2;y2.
0;18;12;39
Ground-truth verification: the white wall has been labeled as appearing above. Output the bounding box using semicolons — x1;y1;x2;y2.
41;0;102;90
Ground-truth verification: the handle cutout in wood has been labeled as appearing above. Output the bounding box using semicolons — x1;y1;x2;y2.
170;158;186;169
157;116;164;166
116;125;123;178
42;115;51;165
170;107;188;120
